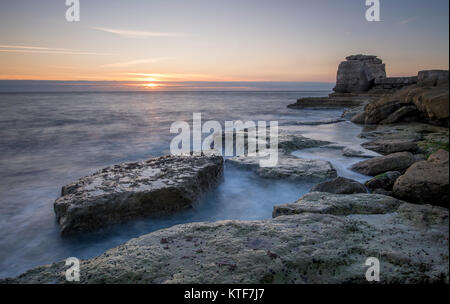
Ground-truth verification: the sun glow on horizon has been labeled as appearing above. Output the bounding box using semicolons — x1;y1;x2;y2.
143;83;160;88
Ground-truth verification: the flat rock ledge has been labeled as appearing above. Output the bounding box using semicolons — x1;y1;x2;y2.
54;155;224;235
4;193;448;284
287;95;375;109
273;192;402;217
226;156;337;181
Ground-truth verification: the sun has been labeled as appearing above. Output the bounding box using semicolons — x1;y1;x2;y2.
144;83;159;88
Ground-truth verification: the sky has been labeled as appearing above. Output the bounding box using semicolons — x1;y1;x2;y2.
0;0;448;90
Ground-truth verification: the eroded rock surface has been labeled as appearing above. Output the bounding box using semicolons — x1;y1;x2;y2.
54;155;224;235
6;193;448;284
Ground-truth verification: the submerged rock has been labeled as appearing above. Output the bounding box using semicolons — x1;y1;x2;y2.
226;156;337;181
393;150;449;207
6;193;448;284
54;155;224;235
310;177;368;194
350;152;415;176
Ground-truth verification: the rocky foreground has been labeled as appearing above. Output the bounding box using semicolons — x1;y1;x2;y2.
3;192;448;284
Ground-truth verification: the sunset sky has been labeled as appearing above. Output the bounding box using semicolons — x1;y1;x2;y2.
0;0;448;90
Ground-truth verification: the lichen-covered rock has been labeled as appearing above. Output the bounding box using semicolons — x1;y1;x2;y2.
393;150;449;207
365;171;401;192
227;156;337;181
334;55;386;93
5;193;448;284
361;139;418;155
310;177;368;194
350;152;415;176
54;155;224;235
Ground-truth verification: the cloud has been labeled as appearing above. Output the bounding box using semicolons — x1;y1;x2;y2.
0;45;112;56
399;18;414;25
92;27;185;38
125;72;216;81
101;57;173;68
0;45;71;51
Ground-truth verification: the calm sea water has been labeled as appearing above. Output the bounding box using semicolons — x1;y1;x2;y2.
0;91;368;278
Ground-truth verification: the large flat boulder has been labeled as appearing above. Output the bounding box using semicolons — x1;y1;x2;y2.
310;177;368;194
393;150;449;207
350;152;415;176
54;155;224;235
5;193;448;284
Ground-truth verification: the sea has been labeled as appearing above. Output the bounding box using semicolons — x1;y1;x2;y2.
0;90;372;278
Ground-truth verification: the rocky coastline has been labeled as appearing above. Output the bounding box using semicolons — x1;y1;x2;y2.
2;54;448;284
